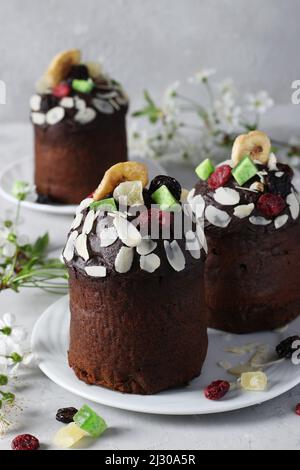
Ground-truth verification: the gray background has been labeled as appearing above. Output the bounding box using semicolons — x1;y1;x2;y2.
0;0;298;122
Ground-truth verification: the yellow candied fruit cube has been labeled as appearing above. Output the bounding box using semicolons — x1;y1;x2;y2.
54;422;89;448
241;371;268;391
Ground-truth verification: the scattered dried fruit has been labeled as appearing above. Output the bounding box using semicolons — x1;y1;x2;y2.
276;335;300;359
295;404;300;416
11;434;40;451
195;158;215;181
232;156;258;186
56;407;78;424
267;170;292;197
204;380;230;400
69;64;89;80
257;193;286;218
208;165;232;190
54;422;88;448
73;405;107;438
149;175;182;201
93;162;149;202
231;130;271;165
52;82;71;98
240;371;268;391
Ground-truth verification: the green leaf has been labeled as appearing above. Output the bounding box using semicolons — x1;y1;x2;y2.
0;375;8;386
143;90;156;108
32;233;49;257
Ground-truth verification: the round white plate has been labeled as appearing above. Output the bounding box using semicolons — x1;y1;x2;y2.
0;157;166;216
32;296;300;415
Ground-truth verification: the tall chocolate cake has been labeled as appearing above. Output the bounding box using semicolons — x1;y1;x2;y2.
30;49;128;204
192;130;300;333
63;162;208;394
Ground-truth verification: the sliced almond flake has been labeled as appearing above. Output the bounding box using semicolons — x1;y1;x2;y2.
249;216;271;226
82;210;95;234
74;108;96;125
275;172;284;178
249;182;264;192
236;185;258;193
268;153;278;171
60;97;74;108
187;189;195;204
164;241;186;272
188;194;205;219
185;230;201;259
31;112;46;126
196;222;208;254
71;213;83;230
227;363;257;378
96;91;118;100
214;187;240;206
85;266;106;278
180;188;189;204
274;324;289;333
74;97;86;110
76;198;93;215
92;98;114;114
250;344;271;367
30;95;41;111
115;95;129;106
234;203;254;219
46;107;65;125
75;233;89;261
109;99;121;110
63;230;78;262
99;226;118;248
275;214;289;229
96;217;110;236
115;246;134;274
218;360;233;371
225;343;258;355
217;159;234;168
113;215;142;248
140;253;161;273
287;191;300;220
205;205;231;228
137;238;157;256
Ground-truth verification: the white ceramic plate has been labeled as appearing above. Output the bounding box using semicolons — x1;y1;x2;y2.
0;157;166;216
32;296;300;415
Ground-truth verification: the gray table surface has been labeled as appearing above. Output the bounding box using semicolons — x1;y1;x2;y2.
1;113;300;450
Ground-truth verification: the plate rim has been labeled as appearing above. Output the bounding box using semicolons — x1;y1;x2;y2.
31;295;300;415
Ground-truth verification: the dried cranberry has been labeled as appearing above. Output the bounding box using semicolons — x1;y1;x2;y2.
204;380;230;401
295;404;300;416
56;407;78;424
52;82;71;98
138;208;173;229
149;176;182;201
208;165;232;190
11;434;40;451
257;193;286;218
69;65;89;80
276;335;300;359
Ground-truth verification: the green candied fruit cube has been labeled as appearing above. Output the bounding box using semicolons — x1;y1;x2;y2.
72;78;94;94
151;185;178;210
195;159;215;181
90;198;117;212
232;156;257;186
73;405;107;438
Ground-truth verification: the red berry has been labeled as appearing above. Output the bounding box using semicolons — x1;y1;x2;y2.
138;208;173;228
257;193;286;218
52;82;71;98
295;404;300;416
204;380;230;401
11;434;40;451
208;165;232;190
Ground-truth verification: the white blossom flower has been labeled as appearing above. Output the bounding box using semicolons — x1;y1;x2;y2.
246;91;274;115
162;81;180;116
2;243;16;258
217;78;236;97
189;68;216;84
128;123;154;159
0;313;27;344
214;95;242;134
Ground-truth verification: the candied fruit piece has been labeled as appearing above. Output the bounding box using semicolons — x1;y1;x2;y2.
240;371;268;391
151;185;179;210
52;82;71;98
232;156;257;186
195;159;215;181
204;380;230;400
149;175;182;201
257;193;286;218
90;198;117;212
113;181;144;207
54;422;88;448
208;165;232;190
72;79;94;94
73;405;107;438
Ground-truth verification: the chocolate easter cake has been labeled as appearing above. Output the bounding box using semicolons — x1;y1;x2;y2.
192;130;300;334
30;49;128;204
64;162;208;394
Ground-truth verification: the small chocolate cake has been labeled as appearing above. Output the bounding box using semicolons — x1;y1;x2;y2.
192;131;300;334
30;50;128;204
64;162;208;394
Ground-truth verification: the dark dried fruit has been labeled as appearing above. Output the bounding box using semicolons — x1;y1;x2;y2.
204;380;230;401
276;335;300;359
40;94;59;112
295;404;300;416
11;434;40;451
257;193;286;218
208;165;232;190
52;82;71;98
69;65;89;81
267;165;293;197
56;407;78;424
149;176;182;201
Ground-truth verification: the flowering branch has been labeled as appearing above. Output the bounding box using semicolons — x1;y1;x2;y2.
130;69;298;164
